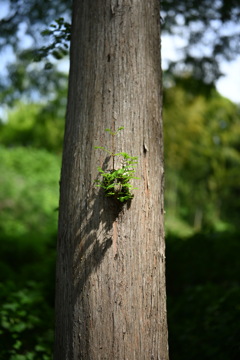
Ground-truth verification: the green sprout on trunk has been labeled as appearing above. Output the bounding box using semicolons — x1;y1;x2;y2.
95;127;138;203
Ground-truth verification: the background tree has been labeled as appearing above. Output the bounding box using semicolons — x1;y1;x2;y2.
54;0;168;359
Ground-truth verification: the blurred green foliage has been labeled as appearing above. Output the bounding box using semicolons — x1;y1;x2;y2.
164;75;240;233
0;146;60;237
163;77;240;359
0;100;65;152
0;146;60;359
167;232;240;360
0;282;54;360
0;0;71;105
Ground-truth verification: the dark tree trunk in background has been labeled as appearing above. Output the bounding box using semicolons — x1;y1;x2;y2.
54;0;168;359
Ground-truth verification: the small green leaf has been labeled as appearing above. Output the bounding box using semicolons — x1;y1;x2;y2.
97;166;104;173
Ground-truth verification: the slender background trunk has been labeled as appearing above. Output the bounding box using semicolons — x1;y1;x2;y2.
54;0;168;359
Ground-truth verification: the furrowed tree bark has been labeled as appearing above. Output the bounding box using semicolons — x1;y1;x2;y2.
54;0;168;359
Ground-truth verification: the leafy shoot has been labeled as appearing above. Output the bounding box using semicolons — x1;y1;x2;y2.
95;127;139;203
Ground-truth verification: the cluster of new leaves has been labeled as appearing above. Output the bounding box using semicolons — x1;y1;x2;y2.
95;128;138;203
96;153;138;203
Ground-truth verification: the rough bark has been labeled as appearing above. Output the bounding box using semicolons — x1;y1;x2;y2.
54;0;168;359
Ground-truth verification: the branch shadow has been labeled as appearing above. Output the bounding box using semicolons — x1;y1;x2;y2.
56;155;132;358
72;155;122;300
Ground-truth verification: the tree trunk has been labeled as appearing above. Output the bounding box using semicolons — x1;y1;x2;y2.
54;0;168;359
